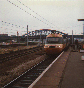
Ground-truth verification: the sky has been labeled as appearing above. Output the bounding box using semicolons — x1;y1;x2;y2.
0;0;84;36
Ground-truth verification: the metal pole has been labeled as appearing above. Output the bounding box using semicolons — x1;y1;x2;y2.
27;25;28;46
83;21;84;39
17;31;18;43
40;30;42;43
72;30;73;44
77;19;84;39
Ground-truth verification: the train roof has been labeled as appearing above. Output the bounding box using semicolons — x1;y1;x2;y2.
47;33;62;37
40;29;51;31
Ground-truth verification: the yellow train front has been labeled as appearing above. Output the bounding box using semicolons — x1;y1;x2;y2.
44;33;67;55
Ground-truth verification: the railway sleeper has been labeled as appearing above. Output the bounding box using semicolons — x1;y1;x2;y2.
23;75;38;79
20;80;32;82
19;83;31;87
12;86;27;88
30;69;44;74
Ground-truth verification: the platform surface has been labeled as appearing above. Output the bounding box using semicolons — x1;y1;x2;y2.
32;49;70;88
60;52;84;88
31;49;84;88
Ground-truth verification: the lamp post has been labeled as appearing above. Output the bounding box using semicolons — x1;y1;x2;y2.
78;19;84;49
77;19;84;39
40;30;42;43
72;30;73;44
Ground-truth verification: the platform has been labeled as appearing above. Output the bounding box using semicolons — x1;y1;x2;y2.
29;49;84;88
60;51;84;88
29;49;70;88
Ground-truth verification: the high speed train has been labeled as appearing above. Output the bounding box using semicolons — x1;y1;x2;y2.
44;32;70;55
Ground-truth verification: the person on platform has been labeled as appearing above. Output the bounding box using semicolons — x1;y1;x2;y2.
75;39;78;50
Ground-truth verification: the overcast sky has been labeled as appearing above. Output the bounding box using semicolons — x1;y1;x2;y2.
0;0;84;36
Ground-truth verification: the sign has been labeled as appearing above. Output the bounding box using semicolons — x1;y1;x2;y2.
81;56;84;60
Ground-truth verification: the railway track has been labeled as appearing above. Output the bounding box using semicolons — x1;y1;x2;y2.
0;46;43;63
3;52;63;88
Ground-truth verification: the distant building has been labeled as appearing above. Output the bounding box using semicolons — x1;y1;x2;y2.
0;34;8;36
11;35;16;37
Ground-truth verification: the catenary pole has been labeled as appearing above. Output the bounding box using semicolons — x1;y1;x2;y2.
72;30;73;44
27;25;28;46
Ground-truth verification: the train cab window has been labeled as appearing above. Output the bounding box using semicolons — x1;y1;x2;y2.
46;37;63;44
63;39;66;44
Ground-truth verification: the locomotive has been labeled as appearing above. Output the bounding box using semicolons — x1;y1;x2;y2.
44;30;70;55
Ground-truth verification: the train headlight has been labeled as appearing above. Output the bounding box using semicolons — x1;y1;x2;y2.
55;45;61;48
59;46;61;47
44;46;49;48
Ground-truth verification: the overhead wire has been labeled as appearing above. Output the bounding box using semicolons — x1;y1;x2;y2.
1;0;82;35
6;0;53;28
17;0;55;26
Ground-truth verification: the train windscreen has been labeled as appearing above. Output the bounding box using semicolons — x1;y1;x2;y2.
46;37;63;44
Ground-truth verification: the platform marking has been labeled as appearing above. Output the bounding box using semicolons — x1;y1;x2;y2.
28;51;64;88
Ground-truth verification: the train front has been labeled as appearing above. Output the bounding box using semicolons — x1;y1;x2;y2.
44;33;64;55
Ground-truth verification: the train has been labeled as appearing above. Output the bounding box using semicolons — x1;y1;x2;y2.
44;31;70;55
